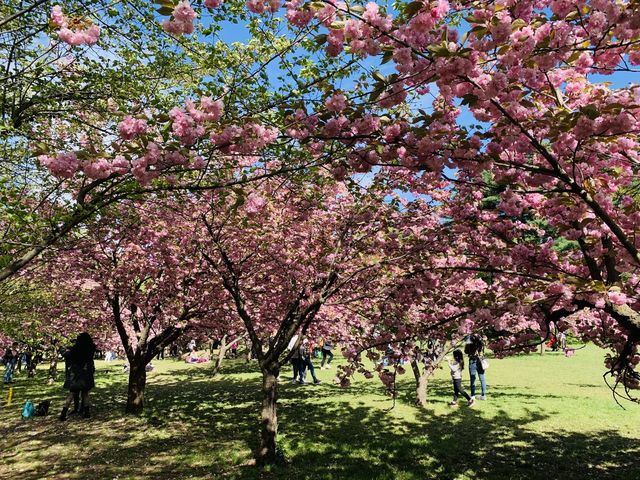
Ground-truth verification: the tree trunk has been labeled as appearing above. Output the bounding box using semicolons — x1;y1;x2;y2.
47;355;57;385
126;360;147;414
411;360;430;407
256;367;279;465
540;341;545;356
213;335;227;375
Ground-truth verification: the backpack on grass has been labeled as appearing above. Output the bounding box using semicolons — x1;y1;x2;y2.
21;400;35;419
34;400;51;416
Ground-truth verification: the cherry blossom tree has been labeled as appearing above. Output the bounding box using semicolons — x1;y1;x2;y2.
192;179;431;464
44;198;222;412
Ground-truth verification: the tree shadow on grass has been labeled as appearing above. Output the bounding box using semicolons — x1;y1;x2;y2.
1;365;639;480
349;376;573;412
264;403;640;480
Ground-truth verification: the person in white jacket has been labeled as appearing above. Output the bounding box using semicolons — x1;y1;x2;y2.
446;349;474;407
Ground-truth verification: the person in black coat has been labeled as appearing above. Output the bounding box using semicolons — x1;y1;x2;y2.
59;333;96;420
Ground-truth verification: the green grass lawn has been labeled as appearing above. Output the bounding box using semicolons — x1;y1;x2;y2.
1;345;639;480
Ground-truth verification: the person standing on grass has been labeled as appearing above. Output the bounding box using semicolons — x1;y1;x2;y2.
298;338;320;385
464;334;487;401
320;339;334;369
2;342;18;384
446;349;474;407
59;333;96;421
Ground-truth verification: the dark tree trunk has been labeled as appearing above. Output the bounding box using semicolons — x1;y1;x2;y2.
126;360;147;414
257;366;279;465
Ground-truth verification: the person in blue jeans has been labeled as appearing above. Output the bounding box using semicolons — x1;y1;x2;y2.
320;340;334;369
465;335;487;400
3;343;18;384
298;339;320;385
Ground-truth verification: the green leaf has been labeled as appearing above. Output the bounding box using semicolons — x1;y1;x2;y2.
157;6;174;16
372;71;386;83
403;1;424;18
314;34;327;45
426;44;450;57
511;19;527;30
580;105;600;120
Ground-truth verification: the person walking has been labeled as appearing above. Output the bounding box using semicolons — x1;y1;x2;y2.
298;339;320;385
320;339;334;369
447;349;474;407
464;335;487;401
59;333;96;420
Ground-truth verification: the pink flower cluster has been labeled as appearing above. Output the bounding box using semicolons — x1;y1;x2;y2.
187;97;224;123
285;109;318;139
169;107;205;146
168;97;223;145
284;0;314;27
129;143;192;185
83;158;113;179
39;152;132;180
211;122;279;154
51;5;100;46
117;116;149;140
246;0;280;14
204;0;223;8
38;152;79;178
163;1;197;36
245;192;267;215
325;92;348;112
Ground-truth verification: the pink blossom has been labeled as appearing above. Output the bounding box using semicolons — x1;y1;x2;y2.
163;19;194;35
245;192;267;215
51;5;66;27
200;97;224;121
39;152;79;178
608;291;628;305
111;156;130;175
362;2;392;31
326;29;344;57
52;7;100;47
246;0;266;13
118;116;148;140
325;92;348;112
83;158;112;179
174;1;196;21
169;107;204;145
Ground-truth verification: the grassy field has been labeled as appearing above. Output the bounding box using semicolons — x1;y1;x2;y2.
0;345;639;480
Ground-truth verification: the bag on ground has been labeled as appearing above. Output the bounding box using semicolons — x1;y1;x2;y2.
21;400;35;419
34;400;51;416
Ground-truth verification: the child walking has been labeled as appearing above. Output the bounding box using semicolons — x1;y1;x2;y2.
447;349;474;407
